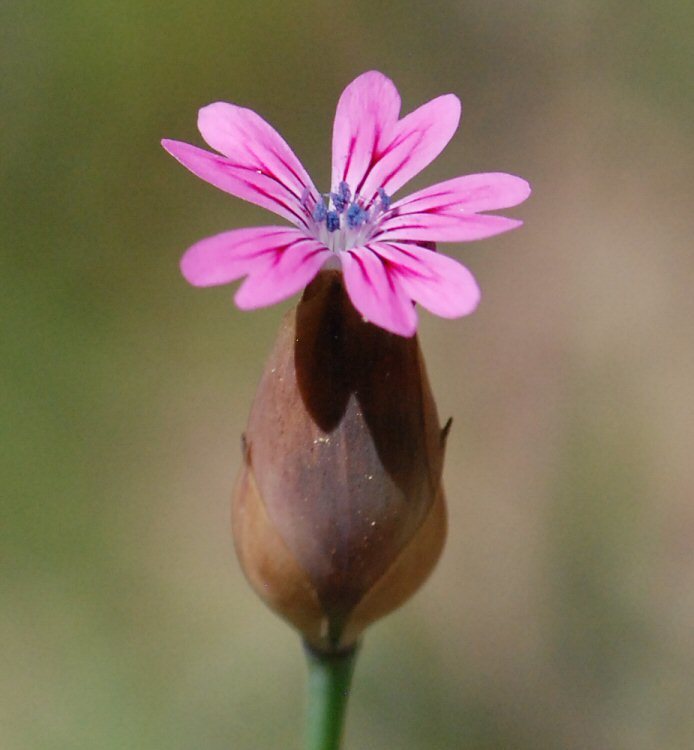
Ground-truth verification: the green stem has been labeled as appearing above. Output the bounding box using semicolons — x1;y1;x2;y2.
303;642;359;750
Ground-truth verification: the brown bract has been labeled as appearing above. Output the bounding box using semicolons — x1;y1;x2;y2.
232;271;449;652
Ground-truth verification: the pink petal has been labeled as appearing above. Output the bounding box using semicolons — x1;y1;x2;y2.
340;247;418;337
331;71;402;198
180;226;310;286
234;237;330;310
375;172;529;242
197;103;320;207
358;94;461;202
180;224;329;310
161;139;310;228
390;173;531;214
376;211;523;243
367;242;480;318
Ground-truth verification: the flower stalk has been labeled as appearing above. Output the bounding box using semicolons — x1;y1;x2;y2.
304;643;359;750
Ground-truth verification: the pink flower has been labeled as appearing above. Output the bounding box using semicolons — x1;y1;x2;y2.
162;71;530;337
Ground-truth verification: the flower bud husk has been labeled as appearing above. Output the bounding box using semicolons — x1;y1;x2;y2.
232;271;448;652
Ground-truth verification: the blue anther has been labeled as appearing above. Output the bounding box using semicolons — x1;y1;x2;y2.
378;187;392;211
331;193;346;213
330;181;352;213
346;202;367;229
312;202;327;223
339;181;351;203
326;211;340;232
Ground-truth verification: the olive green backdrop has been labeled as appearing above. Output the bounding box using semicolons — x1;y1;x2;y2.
2;1;693;748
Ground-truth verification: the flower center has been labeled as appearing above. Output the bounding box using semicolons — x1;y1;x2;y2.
307;182;392;253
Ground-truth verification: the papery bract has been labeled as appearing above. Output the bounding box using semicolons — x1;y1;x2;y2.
233;271;448;651
163;71;530;336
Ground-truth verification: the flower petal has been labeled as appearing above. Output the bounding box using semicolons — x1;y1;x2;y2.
180;226;309;286
358;94;461;202
376;212;523;243
367;242;480;318
233;236;330;310
375;173;529;242
340;247;418;337
331;71;402;198
390;173;531;214
197;102;319;206
161;139;310;228
180;224;329;309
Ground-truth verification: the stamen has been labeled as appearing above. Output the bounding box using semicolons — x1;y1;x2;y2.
326;211;340;232
312;203;327;223
339;181;351;204
378;187;392;211
313;181;386;248
346;202;368;229
331;181;351;213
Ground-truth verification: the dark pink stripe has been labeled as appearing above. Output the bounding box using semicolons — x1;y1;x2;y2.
367;242;430;282
243;146;303;202
396;191;454;213
246;143;310;202
342;135;357;182
355;126;422;199
235;175;309;228
268;237;320;266
269;147;311;195
362;245;398;292
373;221;432;237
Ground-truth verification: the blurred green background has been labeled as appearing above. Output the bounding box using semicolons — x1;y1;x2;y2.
2;1;693;748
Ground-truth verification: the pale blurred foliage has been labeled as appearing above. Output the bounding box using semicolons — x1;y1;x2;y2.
2;1;693;748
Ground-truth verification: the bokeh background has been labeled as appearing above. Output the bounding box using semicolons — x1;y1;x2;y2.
2;1;693;748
